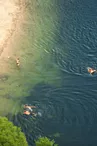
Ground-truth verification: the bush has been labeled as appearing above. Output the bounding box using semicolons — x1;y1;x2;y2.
35;137;58;146
0;117;28;146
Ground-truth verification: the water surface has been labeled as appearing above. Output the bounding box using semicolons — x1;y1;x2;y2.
8;0;97;146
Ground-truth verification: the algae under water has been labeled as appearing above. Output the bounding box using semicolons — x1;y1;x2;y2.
0;0;60;115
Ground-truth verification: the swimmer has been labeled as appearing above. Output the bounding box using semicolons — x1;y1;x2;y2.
23;110;37;116
23;110;30;115
87;67;96;74
16;58;20;67
24;105;36;110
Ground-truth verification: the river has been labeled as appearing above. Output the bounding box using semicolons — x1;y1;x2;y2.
7;0;97;146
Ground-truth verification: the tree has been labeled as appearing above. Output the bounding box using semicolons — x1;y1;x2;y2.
0;117;28;146
35;137;58;146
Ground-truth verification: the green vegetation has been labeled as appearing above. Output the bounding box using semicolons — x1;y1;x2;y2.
35;137;58;146
0;117;58;146
0;117;28;146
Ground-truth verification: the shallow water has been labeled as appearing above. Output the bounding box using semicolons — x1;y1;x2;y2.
5;0;97;145
0;0;60;115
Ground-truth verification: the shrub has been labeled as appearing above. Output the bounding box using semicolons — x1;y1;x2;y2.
35;137;58;146
0;117;28;146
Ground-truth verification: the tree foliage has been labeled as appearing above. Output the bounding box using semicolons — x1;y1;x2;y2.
35;137;58;146
0;117;28;146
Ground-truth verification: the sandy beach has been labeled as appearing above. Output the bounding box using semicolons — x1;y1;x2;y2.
0;0;26;115
0;0;24;60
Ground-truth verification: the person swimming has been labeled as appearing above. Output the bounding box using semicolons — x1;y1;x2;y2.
23;104;37;116
16;58;20;67
23;110;30;115
87;67;96;74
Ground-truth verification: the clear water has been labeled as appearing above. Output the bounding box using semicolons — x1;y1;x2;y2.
2;0;97;146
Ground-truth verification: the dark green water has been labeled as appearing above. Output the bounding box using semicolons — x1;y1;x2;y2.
7;0;97;146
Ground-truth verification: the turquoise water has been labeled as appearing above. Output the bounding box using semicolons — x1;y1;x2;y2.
7;0;97;146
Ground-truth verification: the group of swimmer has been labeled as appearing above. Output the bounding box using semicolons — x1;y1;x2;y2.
22;68;96;117
23;104;37;116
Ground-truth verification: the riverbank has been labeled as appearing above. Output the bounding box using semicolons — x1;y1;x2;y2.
0;0;25;71
0;0;25;115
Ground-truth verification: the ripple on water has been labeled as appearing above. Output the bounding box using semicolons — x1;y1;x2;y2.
9;81;97;145
7;0;97;145
52;0;97;77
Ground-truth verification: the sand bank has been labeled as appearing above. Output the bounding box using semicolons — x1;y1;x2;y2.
0;0;26;114
0;0;25;60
